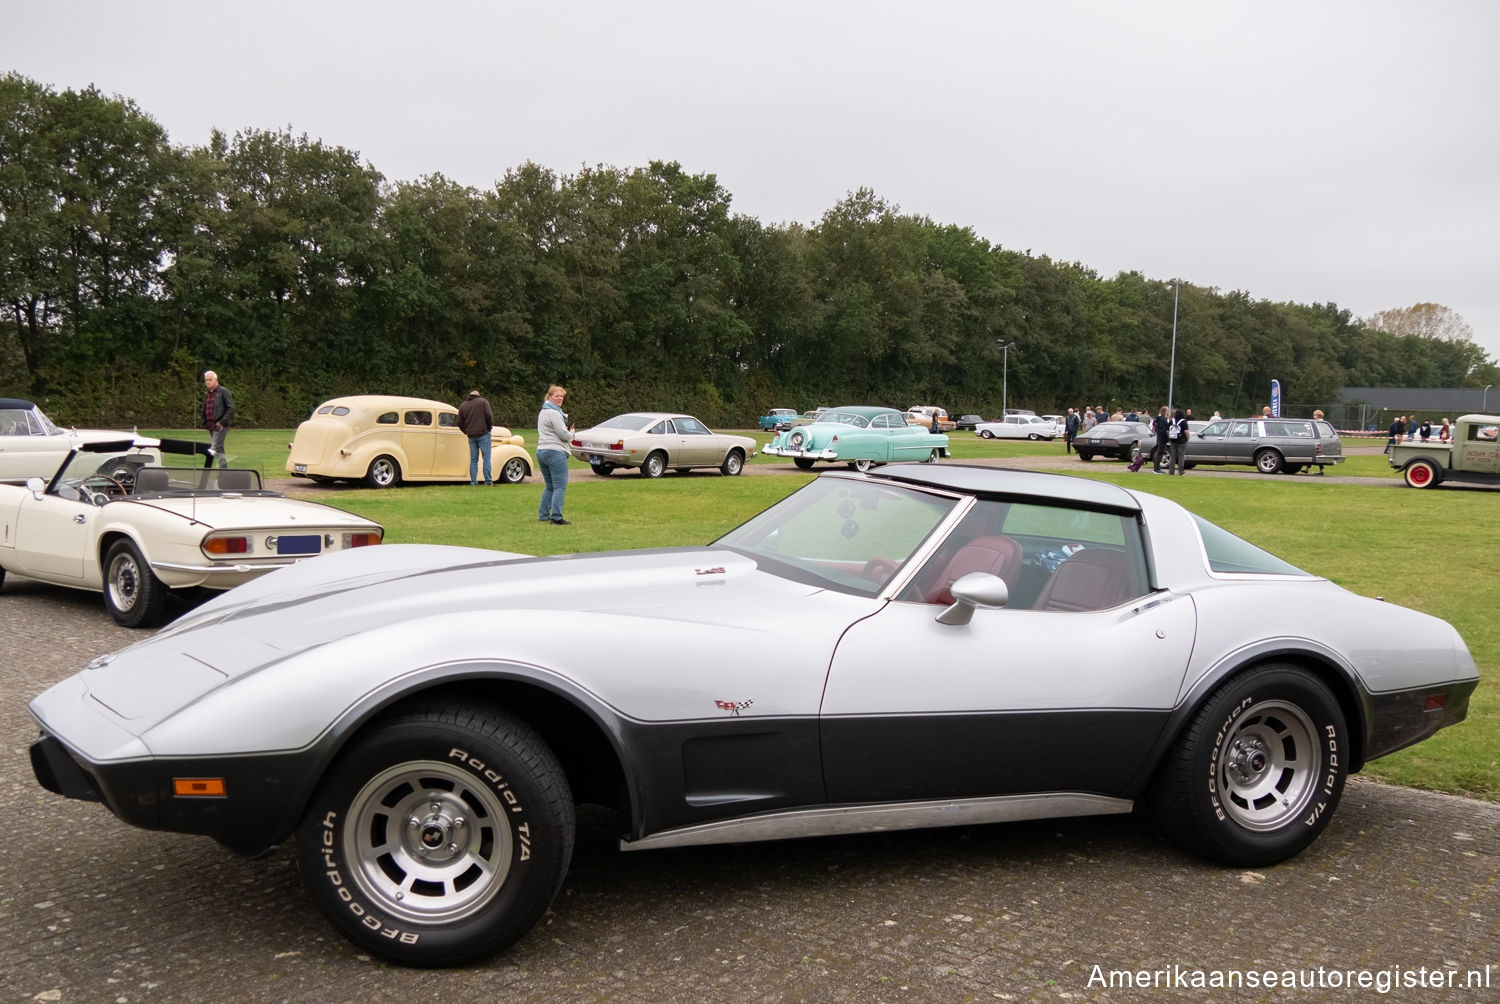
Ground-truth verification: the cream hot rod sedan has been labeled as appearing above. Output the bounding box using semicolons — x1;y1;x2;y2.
1;441;383;626
287;395;534;488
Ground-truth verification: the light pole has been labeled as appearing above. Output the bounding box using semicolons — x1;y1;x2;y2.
1167;280;1179;412
999;340;1016;415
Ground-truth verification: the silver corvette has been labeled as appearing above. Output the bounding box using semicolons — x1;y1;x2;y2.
28;464;1477;966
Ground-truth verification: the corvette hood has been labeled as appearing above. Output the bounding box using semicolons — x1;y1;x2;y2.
40;544;859;751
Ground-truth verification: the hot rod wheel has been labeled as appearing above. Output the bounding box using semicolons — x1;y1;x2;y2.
294;700;574;966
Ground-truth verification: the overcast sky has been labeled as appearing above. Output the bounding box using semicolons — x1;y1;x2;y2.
9;0;1500;365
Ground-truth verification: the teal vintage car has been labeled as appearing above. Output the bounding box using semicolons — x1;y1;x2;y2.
762;405;948;471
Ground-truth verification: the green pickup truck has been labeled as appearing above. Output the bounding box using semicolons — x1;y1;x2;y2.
1390;413;1500;488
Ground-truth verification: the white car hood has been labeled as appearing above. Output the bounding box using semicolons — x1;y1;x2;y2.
121;494;377;529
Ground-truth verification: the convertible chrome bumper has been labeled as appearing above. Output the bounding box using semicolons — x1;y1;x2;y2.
153;560;301;574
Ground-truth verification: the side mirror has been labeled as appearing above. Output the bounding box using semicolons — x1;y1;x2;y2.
25;477;45;496
936;571;1010;625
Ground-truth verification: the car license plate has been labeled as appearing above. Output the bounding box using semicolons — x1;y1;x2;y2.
275;534;322;556
587;454;603;463
294;464;307;474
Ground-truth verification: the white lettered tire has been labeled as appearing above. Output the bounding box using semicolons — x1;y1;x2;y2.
294;700;574;966
1149;663;1347;867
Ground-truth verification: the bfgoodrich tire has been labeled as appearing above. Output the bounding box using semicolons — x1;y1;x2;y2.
1149;664;1346;867
295;700;574;966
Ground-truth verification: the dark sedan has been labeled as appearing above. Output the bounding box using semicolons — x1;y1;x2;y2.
1075;421;1156;462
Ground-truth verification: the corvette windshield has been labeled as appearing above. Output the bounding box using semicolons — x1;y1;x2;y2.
712;476;957;595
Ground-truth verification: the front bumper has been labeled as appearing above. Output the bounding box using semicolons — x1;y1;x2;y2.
763;445;838;460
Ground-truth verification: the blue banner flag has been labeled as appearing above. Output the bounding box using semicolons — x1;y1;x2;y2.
1271;380;1281;418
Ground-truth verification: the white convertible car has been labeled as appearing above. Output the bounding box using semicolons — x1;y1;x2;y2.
26;463;1476;966
0;397;161;485
0;441;383;626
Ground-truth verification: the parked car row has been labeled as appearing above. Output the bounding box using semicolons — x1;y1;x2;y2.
1075;416;1345;474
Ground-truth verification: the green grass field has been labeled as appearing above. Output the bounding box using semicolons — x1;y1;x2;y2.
152;427;1497;800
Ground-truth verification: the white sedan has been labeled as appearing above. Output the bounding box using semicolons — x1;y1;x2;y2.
0;397;161;485
975;415;1059;440
0;441;383;626
569;412;757;477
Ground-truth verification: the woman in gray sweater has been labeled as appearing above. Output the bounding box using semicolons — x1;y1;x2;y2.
536;385;574;524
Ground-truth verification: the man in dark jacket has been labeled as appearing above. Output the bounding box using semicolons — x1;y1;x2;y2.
202;370;234;469
458;390;495;485
1064;408;1081;453
1385;415;1406;454
1150;406;1171;472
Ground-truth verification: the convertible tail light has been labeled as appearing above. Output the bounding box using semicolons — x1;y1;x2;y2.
203;535;251;555
343;531;382;548
173;778;226;797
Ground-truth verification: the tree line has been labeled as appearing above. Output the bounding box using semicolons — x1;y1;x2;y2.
3;73;1494;430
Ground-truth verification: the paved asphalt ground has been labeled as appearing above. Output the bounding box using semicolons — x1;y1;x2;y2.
2;444;1497;1002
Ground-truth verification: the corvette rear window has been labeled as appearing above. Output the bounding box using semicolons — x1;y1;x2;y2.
1193;516;1310;576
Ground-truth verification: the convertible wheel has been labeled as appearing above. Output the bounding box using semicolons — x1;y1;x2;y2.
1403;460;1440;488
499;457;528;484
1254;448;1284;475
295;700;574;967
979;429;995;439
365;455;402;488
641;451;667;478
103;538;169;628
792;457;816;470
720;450;745;476
590;462;614;477
1149;663;1346;867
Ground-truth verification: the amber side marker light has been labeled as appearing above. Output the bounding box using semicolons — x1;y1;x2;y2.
173;778;227;797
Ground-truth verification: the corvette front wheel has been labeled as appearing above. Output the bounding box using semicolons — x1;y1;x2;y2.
1149;664;1346;867
295;700;574;966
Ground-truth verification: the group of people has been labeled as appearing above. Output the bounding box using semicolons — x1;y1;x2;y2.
199;372;577;525
1061;404;1194;474
1384;415;1452;453
458;385;575;524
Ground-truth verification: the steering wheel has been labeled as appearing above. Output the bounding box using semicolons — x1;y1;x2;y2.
81;473;128;503
860;557;899;586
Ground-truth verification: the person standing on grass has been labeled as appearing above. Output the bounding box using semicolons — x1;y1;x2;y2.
458;390;494;485
536;385;573;525
202;370;234;469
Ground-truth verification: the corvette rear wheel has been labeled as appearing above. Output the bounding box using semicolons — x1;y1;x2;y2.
102;538;169;628
1149;663;1346;867
295;700;574;967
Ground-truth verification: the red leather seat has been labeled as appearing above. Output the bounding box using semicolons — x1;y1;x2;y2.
928;535;1023;605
